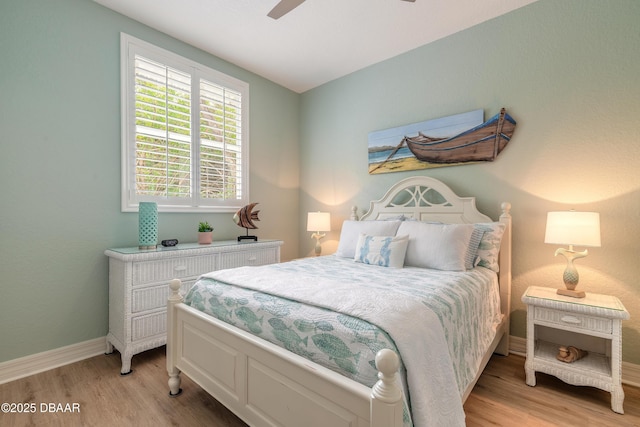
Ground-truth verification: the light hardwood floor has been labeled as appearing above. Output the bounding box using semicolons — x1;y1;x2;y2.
1;347;638;426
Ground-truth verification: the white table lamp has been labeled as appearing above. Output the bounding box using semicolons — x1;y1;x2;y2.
307;212;331;256
544;211;601;298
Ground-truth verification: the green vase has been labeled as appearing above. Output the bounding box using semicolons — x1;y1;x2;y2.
138;202;158;249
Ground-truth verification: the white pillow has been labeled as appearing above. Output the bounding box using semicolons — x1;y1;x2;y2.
397;221;475;271
335;220;402;258
474;222;506;272
354;234;409;268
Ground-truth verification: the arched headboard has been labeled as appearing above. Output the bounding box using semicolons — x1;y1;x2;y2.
360;176;493;223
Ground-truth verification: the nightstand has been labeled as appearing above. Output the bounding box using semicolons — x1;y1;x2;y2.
522;286;629;413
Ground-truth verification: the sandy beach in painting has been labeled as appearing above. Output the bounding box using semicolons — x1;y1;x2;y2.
368;156;470;174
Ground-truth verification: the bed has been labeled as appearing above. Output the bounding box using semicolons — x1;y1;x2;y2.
166;175;512;427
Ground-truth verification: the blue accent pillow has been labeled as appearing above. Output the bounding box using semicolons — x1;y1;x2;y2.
474;222;506;272
354;234;409;268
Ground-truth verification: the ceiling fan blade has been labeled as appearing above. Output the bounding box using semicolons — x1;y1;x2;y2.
402;0;416;2
268;0;306;19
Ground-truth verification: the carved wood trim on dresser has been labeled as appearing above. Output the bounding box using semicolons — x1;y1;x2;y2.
104;240;282;374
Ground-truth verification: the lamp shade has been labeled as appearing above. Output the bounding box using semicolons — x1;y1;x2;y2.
307;212;331;232
544;211;601;247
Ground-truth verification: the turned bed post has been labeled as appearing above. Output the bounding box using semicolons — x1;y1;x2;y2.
167;278;183;396
495;201;512;356
370;349;403;427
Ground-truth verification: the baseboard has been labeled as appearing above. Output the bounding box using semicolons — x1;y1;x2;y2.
509;335;526;356
507;335;640;388
622;361;640;388
0;337;106;385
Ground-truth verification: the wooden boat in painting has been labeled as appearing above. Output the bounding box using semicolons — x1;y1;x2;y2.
403;108;516;164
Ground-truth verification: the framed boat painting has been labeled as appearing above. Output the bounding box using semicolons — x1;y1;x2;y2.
368;108;516;174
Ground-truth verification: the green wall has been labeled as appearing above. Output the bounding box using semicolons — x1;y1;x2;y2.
0;0;300;363
299;0;640;363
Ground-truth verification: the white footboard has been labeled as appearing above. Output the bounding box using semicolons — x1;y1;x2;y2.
167;279;403;427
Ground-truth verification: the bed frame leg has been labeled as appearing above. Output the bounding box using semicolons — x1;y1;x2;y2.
370;349;403;427
167;279;183;397
168;369;182;397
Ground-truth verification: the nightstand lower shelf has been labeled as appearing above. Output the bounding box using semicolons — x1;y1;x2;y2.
527;340;612;386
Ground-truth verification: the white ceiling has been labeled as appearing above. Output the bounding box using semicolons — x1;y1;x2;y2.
94;0;538;93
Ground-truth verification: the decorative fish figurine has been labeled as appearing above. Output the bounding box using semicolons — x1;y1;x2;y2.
233;203;260;229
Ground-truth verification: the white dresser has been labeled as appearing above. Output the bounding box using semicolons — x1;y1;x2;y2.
105;239;282;374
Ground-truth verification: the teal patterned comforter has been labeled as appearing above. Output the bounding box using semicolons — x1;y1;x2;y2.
184;255;501;427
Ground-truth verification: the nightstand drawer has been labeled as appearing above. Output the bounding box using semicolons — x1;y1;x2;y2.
132;255;216;285
534;307;612;334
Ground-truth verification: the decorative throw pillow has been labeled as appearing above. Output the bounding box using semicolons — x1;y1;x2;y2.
397;221;475;271
335;220;402;258
465;227;485;270
354;234;409;268
474;222;506;272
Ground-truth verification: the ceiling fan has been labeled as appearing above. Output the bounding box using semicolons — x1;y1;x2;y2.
268;0;416;20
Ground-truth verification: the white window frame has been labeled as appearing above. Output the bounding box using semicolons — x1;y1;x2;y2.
120;33;250;213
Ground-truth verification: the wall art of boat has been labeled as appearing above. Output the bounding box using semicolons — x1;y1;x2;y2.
368;108;516;174
403;108;516;164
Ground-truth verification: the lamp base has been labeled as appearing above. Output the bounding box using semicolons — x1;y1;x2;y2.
557;288;586;298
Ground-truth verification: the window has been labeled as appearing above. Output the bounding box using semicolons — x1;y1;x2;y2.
120;33;249;212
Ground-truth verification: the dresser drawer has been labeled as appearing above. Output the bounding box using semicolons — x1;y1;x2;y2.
218;247;279;269
131;310;166;341
534;307;612;334
132;255;216;285
131;280;194;313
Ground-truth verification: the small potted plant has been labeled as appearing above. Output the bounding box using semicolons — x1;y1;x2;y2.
198;221;214;244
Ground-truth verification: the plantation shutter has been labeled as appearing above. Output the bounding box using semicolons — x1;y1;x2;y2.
199;80;243;201
134;55;192;199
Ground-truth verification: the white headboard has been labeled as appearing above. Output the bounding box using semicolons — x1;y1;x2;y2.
358;175;512;355
360;176;493;223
